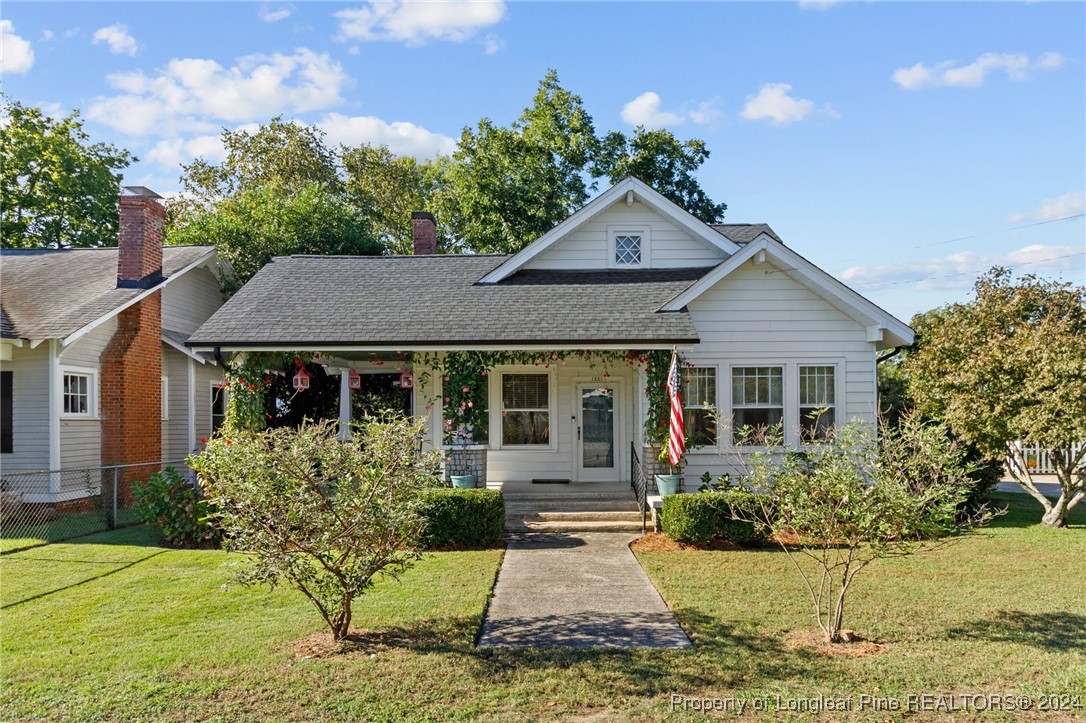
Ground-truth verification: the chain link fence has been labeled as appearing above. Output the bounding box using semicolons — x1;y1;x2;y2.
0;460;193;553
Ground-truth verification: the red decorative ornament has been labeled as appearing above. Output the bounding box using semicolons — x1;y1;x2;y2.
348;369;362;390
292;368;311;391
399;370;414;389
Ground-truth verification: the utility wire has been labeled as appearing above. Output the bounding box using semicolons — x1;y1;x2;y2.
912;213;1085;249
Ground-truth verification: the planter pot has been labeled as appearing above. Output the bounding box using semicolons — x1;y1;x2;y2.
450;475;476;489
655;474;681;496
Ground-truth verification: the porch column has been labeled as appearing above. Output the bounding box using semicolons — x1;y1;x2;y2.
338;367;351;440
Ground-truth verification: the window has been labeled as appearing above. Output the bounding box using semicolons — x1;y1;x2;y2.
161;377;169;421
731;366;783;443
799;365;835;441
1;371;12;453
61;370;94;417
684;367;717;446
609;226;650;268
614;234;642;266
211;382;227;434
501;373;549;445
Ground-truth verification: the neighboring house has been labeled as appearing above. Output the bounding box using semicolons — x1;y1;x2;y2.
0;188;230;504
187;177;913;488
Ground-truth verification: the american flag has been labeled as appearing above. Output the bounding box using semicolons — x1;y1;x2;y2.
666;351;685;467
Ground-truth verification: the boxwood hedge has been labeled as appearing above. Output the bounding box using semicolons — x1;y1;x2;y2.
417;488;504;549
660;492;767;546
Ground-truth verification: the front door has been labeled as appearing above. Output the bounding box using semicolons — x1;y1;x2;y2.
576;384;616;481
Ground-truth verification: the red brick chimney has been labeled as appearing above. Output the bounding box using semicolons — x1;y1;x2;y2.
118;186;165;288
411;212;437;255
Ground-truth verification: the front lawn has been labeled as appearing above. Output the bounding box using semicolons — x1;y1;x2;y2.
1;494;1083;721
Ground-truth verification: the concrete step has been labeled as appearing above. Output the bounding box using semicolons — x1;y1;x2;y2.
510;510;644;523
500;491;636;501
505;500;639;514
506;518;647;533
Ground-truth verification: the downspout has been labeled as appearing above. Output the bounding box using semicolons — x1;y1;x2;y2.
876;346;905;365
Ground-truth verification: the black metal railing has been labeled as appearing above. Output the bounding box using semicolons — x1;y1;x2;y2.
631;442;647;534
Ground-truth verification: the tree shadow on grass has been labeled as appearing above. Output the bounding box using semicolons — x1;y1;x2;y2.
985;494;1086;529
948;610;1086;652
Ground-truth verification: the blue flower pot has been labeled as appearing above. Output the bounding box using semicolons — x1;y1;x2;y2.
655;474;681;496
451;475;476;489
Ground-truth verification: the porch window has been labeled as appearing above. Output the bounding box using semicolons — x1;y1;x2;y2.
501;373;549;446
211;382;227;434
61;369;95;418
731;366;783;444
683;367;716;446
799;365;835;442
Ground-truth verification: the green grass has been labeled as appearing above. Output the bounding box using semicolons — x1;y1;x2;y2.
0;507;141;554
2;495;1084;721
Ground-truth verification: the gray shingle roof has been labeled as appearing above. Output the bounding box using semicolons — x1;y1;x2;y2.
712;223;782;245
0;246;215;340
188;255;708;348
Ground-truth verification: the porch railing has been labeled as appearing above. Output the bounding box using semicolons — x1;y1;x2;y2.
631;442;647;534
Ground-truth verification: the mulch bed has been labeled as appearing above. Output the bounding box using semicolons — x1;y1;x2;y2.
785;629;889;658
629;533;743;552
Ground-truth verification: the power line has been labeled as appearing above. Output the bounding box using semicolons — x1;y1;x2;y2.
849;251;1085;292
912;213;1085;249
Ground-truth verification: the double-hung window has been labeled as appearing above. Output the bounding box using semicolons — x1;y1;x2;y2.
61;369;95;418
211;382;227;434
799;365;835;441
731;366;783;444
683;367;717;446
501;373;549;445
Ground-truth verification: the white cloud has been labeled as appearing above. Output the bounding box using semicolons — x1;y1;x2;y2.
64;28;81;38
41;29;55;41
259;4;293;23
841;244;1084;291
1007;191;1086;223
318;112;455;159
798;0;842;9
620;91;722;129
892;52;1063;90
740;83;833;125
335;0;506;45
483;33;505;55
145;133;229;169
0;20;35;75
87;48;349;136
93;23;139;56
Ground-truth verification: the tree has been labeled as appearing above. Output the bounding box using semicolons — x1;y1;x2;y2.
727;416;990;644
905;268;1086;527
438;69;598;253
192;418;440;642
341;144;447;255
167;182;383;283
1;100;134;248
593;126;726;223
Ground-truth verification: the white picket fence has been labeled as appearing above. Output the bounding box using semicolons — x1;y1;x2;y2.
1016;441;1086;475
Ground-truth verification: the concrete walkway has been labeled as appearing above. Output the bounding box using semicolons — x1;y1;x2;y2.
477;532;692;649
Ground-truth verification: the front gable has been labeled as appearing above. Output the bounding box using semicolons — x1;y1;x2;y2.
479;177;739;283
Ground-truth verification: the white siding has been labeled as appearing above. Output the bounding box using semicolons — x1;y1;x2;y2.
161;266;225;336
58;317;116;470
162;348;190;461
677;258;878;482
0;345;51;472
523;200;724;271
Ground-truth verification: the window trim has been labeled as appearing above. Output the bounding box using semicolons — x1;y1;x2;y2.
59;366;97;419
729;364;785;447
798;363;838;443
722;360;843;449
489;366;559;451
1;370;12;454
607;224;651;269
683;365;718;448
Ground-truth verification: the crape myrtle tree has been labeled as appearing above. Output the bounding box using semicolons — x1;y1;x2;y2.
191;418;440;642
724;415;991;644
905;268;1086;527
1;100;134;248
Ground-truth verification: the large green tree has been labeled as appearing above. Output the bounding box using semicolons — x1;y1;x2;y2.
1;100;134;248
593;126;727;224
905;268;1086;527
168;183;382;283
438;70;598;253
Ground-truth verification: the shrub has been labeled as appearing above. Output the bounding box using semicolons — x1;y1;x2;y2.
661;492;765;546
417;488;504;549
133;467;219;547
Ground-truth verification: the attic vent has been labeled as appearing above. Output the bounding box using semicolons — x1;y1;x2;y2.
615;234;641;265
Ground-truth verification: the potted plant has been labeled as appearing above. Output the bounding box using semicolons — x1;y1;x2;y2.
654;447;682;496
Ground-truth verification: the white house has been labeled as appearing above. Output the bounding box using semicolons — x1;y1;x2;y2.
0;188;230;505
186;178;913;497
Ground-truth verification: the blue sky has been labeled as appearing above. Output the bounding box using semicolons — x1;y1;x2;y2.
2;1;1083;322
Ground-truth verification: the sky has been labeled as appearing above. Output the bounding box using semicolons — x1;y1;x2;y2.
2;0;1084;322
